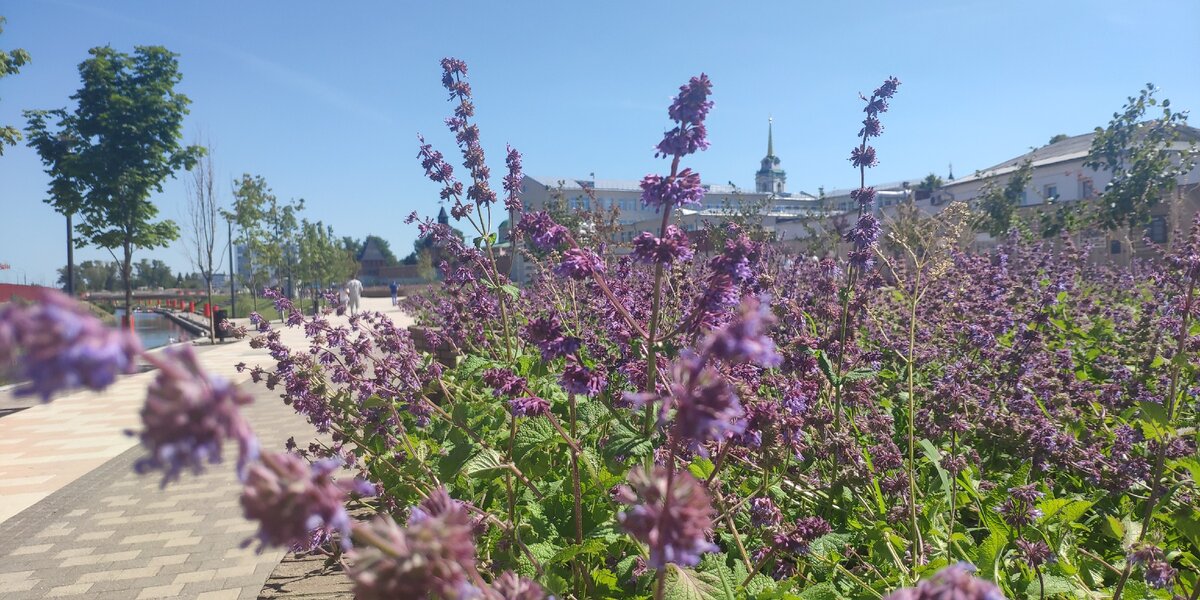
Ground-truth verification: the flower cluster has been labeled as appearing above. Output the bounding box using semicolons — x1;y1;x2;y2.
0;288;140;401
240;452;374;551
639;169;705;210
844;77;901;270
616;466;717;568
133;346;257;486
656;74;713;158
632;224;694;265
884;563;1005;600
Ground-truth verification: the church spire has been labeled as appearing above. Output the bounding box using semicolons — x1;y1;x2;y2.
767;116;774;157
755;116;786;194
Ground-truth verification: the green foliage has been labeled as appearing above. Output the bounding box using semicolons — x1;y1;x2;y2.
0;16;31;154
23;45;201;314
1084;83;1197;232
297;219;357;287
973;158;1033;238
229;174;304;295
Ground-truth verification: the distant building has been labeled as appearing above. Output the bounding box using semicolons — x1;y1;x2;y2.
513;121;831;281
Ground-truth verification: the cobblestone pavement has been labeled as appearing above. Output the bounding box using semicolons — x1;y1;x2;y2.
0;298;411;599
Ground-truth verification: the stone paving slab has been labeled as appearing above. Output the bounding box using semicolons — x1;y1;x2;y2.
0;297;412;599
0;382;313;599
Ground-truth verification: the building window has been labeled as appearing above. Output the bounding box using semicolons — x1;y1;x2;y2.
1080;179;1095;199
1110;240;1122;255
1148;216;1168;244
1018;190;1031;206
1044;184;1058;201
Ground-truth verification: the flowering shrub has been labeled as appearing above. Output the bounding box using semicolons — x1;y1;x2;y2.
3;59;1198;600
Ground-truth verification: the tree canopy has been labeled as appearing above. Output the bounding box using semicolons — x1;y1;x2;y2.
24;45;201;314
0;16;31;154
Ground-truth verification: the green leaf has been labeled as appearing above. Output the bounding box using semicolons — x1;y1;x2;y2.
1026;574;1079;597
548;538;607;565
464;448;506;479
797;581;844;600
604;423;655;463
974;530;1006;582
688;458;716;481
1137;400;1171;441
457;354;493;377
513;417;557;463
500;284;520;299
843;368;877;382
1102;514;1125;541
815;350;838;386
662;563;734;600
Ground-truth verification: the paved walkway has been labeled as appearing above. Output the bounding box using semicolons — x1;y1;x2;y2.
0;297;411;599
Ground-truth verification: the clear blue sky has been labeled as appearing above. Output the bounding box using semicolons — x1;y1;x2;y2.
2;1;1198;285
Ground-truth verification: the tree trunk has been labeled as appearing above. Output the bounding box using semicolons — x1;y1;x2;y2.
205;279;215;341
122;241;133;329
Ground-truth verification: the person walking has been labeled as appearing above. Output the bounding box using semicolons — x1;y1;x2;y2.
346;276;364;316
389;280;399;307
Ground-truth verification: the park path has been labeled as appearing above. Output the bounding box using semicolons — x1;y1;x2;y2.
0;297;410;599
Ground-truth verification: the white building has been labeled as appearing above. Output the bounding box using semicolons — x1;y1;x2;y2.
513;121;833;280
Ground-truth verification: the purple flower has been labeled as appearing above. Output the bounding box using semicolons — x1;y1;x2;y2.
996;484;1043;528
240;452;374;551
482;368;526;398
1144;560;1177;589
850;145;878;168
666;73;714;126
851;186;877;210
749;497;782;527
347;501;478;600
859;116;883;138
884;563;1004;600
640;169;705;210
517;211;568;251
632;225;694;265
669;357;746;455
616;466;718;568
508;396;550;417
133;346;258;486
503;145;523;213
1015;538;1054;568
490;571;547;600
523;314;582;361
704;295;781;367
561;360;606;396
774;516;831;557
554;248;605;280
0;289;141;401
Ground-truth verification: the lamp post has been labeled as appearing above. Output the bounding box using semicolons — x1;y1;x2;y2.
65;213;75;296
227;214;236;318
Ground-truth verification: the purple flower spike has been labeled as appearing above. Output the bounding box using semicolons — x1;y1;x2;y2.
517;211;568;252
669;357;746;455
616;466;718;568
883;563;1005;600
347;489;478;599
750;497;782;527
240;452;373;552
490;571;547;600
134;345;258;486
640;169;705;210
523;313;582;361
705;295;781;367
483;368;526;398
554;248;606;280
0;289;141;401
508;396;550;417
632;224;694;265
560;360;606;396
656;74;714;158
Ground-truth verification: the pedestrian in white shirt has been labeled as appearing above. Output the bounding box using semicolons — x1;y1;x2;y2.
346;277;363;316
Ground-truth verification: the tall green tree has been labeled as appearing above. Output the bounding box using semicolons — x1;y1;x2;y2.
973;159;1034;238
229;174;273;306
24;46;201;317
297;220;356;290
1085;83;1197;234
1;16;31;154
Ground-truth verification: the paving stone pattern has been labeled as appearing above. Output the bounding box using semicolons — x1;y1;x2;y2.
0;383;316;599
0;298;411;599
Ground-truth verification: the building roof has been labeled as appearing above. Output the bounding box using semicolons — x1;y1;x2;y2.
950;124;1200;186
524;175;817;200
